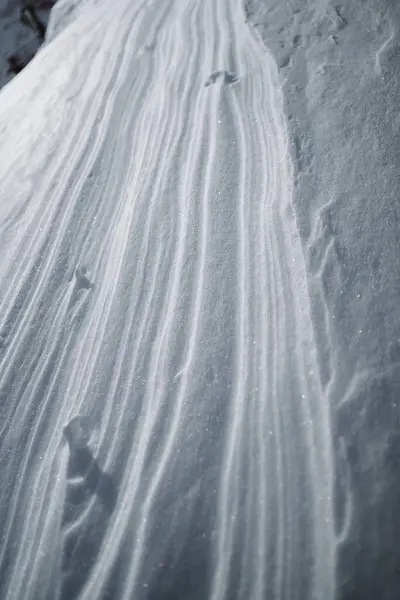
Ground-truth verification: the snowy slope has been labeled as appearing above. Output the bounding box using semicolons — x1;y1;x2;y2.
0;1;339;600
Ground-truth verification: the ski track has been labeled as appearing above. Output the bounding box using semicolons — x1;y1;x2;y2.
0;0;337;598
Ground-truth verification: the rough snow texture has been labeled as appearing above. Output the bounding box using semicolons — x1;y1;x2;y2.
1;0;396;598
245;1;400;599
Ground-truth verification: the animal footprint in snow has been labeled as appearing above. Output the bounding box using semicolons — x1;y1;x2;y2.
74;266;93;291
333;5;347;29
224;71;239;84
144;40;156;52
205;70;239;87
63;415;92;451
63;414;116;511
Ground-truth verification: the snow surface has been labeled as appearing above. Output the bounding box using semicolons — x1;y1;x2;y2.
0;0;398;598
246;1;400;599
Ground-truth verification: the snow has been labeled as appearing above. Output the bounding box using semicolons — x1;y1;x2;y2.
0;0;398;598
246;1;400;598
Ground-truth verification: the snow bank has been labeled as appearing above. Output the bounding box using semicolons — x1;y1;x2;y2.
4;0;396;597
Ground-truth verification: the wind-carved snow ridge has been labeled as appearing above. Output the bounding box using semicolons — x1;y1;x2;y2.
0;0;337;598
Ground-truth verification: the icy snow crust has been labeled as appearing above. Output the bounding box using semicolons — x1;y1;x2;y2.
0;0;354;599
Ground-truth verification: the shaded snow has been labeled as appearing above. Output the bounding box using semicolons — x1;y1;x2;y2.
246;1;400;599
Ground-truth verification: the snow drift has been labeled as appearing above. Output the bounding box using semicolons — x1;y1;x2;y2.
0;0;353;599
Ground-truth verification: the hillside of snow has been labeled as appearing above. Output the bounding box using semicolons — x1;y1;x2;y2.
0;0;399;599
